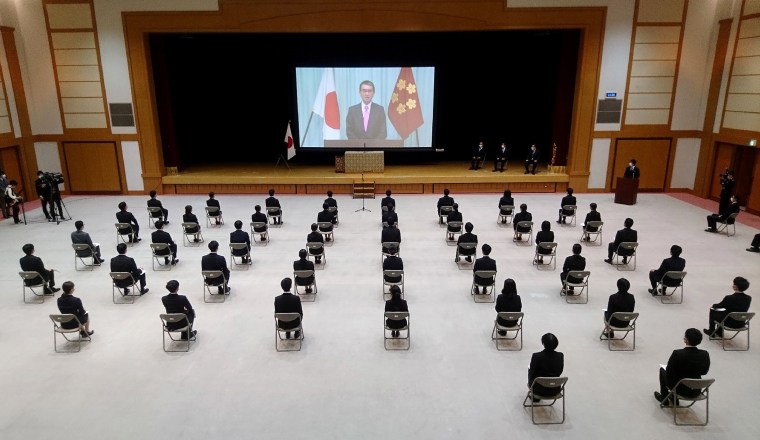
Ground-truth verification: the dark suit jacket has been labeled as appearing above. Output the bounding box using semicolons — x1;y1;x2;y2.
447;211;463;223
116;210;139;230
605;291;635;326
664;347;710;396
381;227;401;247
19;255;50;283
293;259;315;285
162;293;195;329
498;196;514;212
472;145;485;159
324;197;338;209
317;210;336;227
251;212;268;231
275;292;303;329
383;255;404;282
110;254;141;287
385;297;409;329
71;230;96;256
230;229;251;254
612;227;638;253
513;211;532;231
560;195;577;213
713;292;752;327
307;231;324;244
202;252;230;284
718;202;740;221
623;165;640;179
381;196;395;209
525;149;540;163
346;102;387;140
437;195;454;211
147;198;165;213
583;211;601;230
652;256;686;286
382;211;398;226
474;256;496;284
182;213;200;232
265;196;281;208
561;254;586;283
57;295;87;329
206;199;220;209
151;230;175;255
528;349;564;393
495;293;522;326
457;232;478;255
495;146;508;160
535;230;554;247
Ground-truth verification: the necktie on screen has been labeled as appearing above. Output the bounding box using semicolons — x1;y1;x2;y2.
363;105;369;131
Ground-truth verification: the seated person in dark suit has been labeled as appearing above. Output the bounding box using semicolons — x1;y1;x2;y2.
324;190;338;222
437;188;454;224
498;189;514;222
71;220;104;264
275;277;303;339
495;278;522;335
581;203;601;241
265;188;282;225
603;278;636;338
605;217;637;264
470;141;486;170
534;220;554;264
317;203;336;241
648;245;686;295
116;201;141;243
747;233;760;253
557;187;576;224
19;243;59;294
705;195;740;233
560;243;586;294
230;220;252;264
293;249;315;293
202;240;230;295
383;246;403;284
110;243;148;294
655;328;710;404
381;189;395;212
513;204;533;240
456;222;478;263
524;144;540;175
704;276;751;337
206;192;222;225
162;280;196;340
382;221;401;254
182;205;201;242
251;205;269;241
151;220;178;265
306;223;324;264
473;244;496;294
493;143;508;172
446;203;463;240
147;190;168;223
57;281;93;337
385;285;408;337
382;204;399;227
528;333;564;399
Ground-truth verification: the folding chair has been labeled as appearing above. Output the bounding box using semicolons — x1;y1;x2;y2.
204;206;224;227
328;206;339;225
660;378;715;426
513;221;533;245
656;271;687;304
294;269;317;301
115;222;135;245
384;312;410;350
306;242;326;266
438;205;453;226
497;205;515;225
181;222;204;247
202;270;228;303
613;242;638;270
317;221;334;243
560;270;590;304
560;205;577;226
522;377;568;425
709;312;754;351
581;220;603;245
381;242;400;262
19;271;48;304
455;242;477;265
600;312;639;351
716;212;739;237
159;313;194;352
266;206;282;225
150;243;173;271
147;206;164;227
275;313;303;352
72;243;99;271
109;272;140;304
49;314;90;353
533;242;557;270
446;221;463;243
229;243;252;268
471;270;497;303
491;312;523;351
383;270;404;296
250;222;270;244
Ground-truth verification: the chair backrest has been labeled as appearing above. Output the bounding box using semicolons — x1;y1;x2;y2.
49;314;77;326
229;242;249;251
497;311;523;323
109;272;134;283
160;313;188;325
182;222;199;232
562;205;577;213
384;311;409;322
306;242;324;252
609;312;639;326
147;206;163;216
723;212;739;224
500;205;514;212
383;270;404;279
266;207;280;215
662;271;687;283
275;312;301;326
586;220;603;230
328;206;338;213
205;206;220;216
150;243;170;254
674;378;715;399
317;221;333;229
538;242;557;252
447;221;463;228
618;242;638;252
532;377;568;394
517;221;533;230
251;221;267;229
440;205;454;214
72;243;93;256
458;242;477;250
19;271;44;286
202;270;224;283
474;270;497;280
382;241;400;251
724;312;755;328
115;222;133;233
294;270;315;279
566;270;590;283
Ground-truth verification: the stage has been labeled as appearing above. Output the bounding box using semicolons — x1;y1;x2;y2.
161;161;570;194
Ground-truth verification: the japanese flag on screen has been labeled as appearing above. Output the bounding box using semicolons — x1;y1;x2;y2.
312;68;341;140
285;122;296;160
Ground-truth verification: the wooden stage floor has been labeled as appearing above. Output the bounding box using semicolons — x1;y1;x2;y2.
161;161;570;194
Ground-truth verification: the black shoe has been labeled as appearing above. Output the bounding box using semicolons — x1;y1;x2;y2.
140;288;149;295
648;288;657;296
747;247;760;253
391;330;399;338
193;238;200;243
604;259;612;264
497;330;507;336
285;332;291;339
556;220;562;224
531;171;536;175
80;330;94;337
501;220;507;224
622;257;628;264
134;238;142;243
500;169;505;172
305;287;312;293
294;331;301;339
532;397;541;403
51;287;61;293
465;256;472;263
704;228;717;233
171;259;179;265
325;237;331;242
123;288;130;295
164;221;169;225
654;391;665;403
216;221;221;225
315;257;322;264
524;171;529;174
164;258;170;264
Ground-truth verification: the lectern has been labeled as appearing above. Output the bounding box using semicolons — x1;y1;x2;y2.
614;177;638;205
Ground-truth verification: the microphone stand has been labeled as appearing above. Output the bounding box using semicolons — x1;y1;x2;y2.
355;142;371;212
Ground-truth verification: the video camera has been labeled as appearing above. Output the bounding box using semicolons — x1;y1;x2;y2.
43;172;65;185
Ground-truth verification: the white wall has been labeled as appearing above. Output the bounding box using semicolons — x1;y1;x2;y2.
33;141;64;189
588;137;611;188
120;140;143;191
670;138;701;189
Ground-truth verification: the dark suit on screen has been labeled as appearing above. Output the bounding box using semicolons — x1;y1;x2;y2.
110;254;146;290
659;347;710;399
607;227;637;260
649;256;686;290
346;102;387;140
605;291;635;327
528;349;564;396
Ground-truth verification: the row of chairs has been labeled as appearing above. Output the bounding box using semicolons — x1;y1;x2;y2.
146;206;283;228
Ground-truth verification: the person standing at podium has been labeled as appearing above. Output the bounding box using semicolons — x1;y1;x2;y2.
623;159;640;179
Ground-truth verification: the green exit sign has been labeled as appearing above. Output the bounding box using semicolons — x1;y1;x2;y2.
750;139;757;147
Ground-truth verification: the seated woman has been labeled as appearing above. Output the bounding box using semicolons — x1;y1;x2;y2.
182;205;201;242
495;278;522;335
57;281;94;338
498;189;514;222
528;333;564;400
384;286;408;338
534;220;554;263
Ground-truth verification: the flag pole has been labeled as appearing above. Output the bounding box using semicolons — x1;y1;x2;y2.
275;120;292;171
301;111;316;146
414;129;420;148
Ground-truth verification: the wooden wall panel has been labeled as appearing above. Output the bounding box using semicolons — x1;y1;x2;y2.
0;146;24;194
746;154;760;212
62;142;121;192
0;65;11;134
722;6;760;132
612;138;671;190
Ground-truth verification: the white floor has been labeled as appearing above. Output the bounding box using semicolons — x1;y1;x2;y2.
0;192;758;439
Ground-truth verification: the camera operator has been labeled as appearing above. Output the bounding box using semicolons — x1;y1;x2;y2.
4;179;22;224
35;170;64;221
719;168;735;215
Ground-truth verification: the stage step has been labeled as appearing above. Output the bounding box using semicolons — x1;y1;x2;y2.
353;181;376;199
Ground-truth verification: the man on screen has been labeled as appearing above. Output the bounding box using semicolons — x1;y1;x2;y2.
346;80;387;140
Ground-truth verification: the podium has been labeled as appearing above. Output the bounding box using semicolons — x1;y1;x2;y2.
614;177;638;205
